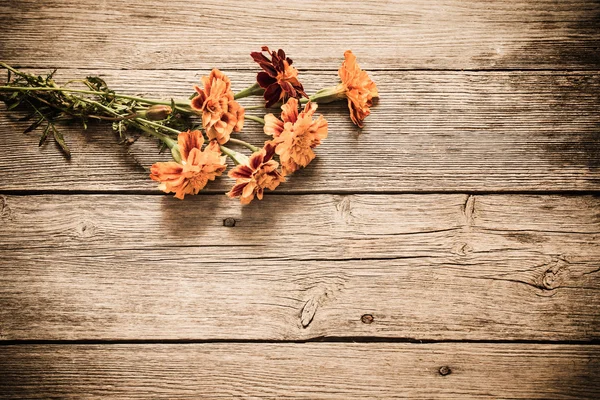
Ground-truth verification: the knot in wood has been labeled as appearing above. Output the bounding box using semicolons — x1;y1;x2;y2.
361;314;374;324
455;242;473;256
539;257;567;290
438;366;452;376
541;268;559;290
223;217;236;227
76;220;96;238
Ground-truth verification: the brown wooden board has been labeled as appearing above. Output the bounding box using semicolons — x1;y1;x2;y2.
1;194;598;341
0;343;598;399
1;70;599;192
1;0;599;70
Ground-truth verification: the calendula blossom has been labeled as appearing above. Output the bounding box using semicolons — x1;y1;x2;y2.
226;143;285;204
309;50;378;127
251;46;307;108
191;69;245;144
150;130;227;199
264;98;328;175
338;50;379;127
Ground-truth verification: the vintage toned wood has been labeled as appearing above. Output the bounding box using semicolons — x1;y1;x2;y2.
1;0;599;70
2;0;599;397
1;194;598;341
1;70;599;192
0;343;598;399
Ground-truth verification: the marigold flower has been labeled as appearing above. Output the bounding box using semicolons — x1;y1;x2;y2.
338;50;379;127
226;143;285;204
150;130;227;199
264;98;328;175
251;46;307;108
190;69;244;144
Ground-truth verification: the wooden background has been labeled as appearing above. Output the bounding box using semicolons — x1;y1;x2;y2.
1;0;599;398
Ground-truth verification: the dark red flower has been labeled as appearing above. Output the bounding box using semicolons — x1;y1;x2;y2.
250;46;307;108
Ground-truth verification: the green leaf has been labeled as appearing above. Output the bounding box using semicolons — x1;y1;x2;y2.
85;76;108;92
46;69;57;82
7;101;20;110
23;116;45;134
51;125;71;158
39;125;50;146
18;110;37;122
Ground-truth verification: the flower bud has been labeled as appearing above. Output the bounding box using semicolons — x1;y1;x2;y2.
142;105;172;121
170;144;182;163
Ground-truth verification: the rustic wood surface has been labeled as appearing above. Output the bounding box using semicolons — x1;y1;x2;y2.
1;344;598;399
1;70;599;192
1;0;599;398
1;194;599;341
2;0;600;70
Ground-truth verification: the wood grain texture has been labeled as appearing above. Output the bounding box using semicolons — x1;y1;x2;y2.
1;70;599;192
1;194;598;341
0;343;598;399
1;0;599;70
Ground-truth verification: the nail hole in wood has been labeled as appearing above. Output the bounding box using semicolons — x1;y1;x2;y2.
361;314;374;324
223;217;236;227
439;366;451;376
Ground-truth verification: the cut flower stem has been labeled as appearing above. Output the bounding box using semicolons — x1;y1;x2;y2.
0;85;191;108
220;145;249;165
245;114;265;125
234;82;264;100
227;138;259;152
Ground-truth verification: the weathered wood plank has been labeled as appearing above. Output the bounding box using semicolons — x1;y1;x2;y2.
1;194;598;341
0;343;598;399
1;70;599;192
1;0;599;70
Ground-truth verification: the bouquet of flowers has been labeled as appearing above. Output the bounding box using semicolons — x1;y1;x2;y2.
0;47;378;203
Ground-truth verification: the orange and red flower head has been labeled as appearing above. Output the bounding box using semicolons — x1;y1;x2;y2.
150;130;227;199
264;98;328;175
251;46;307;108
338;50;379;128
226;143;285;204
191;69;245;144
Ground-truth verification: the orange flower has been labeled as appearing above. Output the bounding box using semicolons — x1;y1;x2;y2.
251;46;307;108
190;69;245;144
150;130;227;199
338;50;378;127
264;98;328;175
226;143;285;204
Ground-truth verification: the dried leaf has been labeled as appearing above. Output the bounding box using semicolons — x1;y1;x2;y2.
24;116;45;134
39;125;50;146
7;101;20;110
51;125;71;158
18;110;37;122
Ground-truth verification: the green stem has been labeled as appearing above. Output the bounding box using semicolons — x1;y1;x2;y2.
0;85;190;107
220;145;249;165
134;117;181;135
245;114;265;125
234;82;264;100
132;121;177;148
0;62;29;79
73;94;177;148
74;95;121;117
227;138;259;152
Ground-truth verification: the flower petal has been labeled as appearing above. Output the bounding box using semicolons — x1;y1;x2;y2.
177;130;204;161
264;114;284;137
